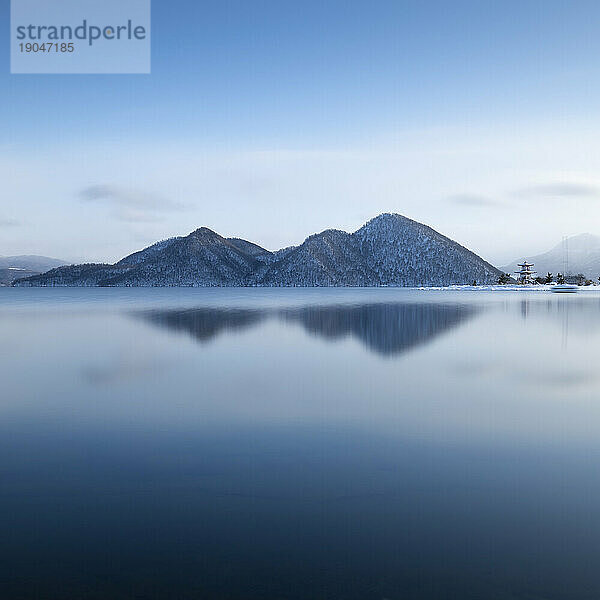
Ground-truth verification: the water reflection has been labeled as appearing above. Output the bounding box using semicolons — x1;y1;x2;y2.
510;297;600;351
137;302;479;356
281;303;477;355
140;307;266;342
5;289;600;599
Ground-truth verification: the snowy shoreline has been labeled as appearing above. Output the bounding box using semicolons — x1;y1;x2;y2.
416;284;597;291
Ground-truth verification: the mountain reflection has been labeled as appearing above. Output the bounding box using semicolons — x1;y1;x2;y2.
139;307;266;342
137;302;477;356
281;303;477;355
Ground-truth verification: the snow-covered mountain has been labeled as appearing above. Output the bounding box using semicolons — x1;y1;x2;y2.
15;228;266;287
0;255;68;285
14;213;501;287
502;234;600;278
0;255;67;272
258;214;501;286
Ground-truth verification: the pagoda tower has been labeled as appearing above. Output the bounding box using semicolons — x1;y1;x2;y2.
515;261;536;284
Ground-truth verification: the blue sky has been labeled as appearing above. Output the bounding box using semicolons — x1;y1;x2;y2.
3;0;600;263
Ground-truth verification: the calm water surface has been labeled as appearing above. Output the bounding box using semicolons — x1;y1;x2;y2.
2;287;600;599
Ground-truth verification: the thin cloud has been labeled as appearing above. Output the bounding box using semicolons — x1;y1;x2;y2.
113;209;165;223
447;193;504;208
515;182;600;198
0;218;21;227
79;184;185;222
81;355;170;385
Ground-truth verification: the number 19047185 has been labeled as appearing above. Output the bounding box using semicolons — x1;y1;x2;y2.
19;43;74;53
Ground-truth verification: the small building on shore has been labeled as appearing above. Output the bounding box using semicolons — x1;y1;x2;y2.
515;261;536;284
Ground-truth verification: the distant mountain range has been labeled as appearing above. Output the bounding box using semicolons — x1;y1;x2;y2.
502;234;600;278
0;255;68;285
13;213;502;287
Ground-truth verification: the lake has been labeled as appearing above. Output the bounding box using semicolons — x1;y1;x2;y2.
1;287;600;599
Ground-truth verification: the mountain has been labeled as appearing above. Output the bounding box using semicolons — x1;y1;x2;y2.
0;268;39;286
15;228;266;287
258;214;501;286
13;213;502;287
0;255;68;285
0;255;67;272
257;228;371;286
226;238;270;257
501;234;600;278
